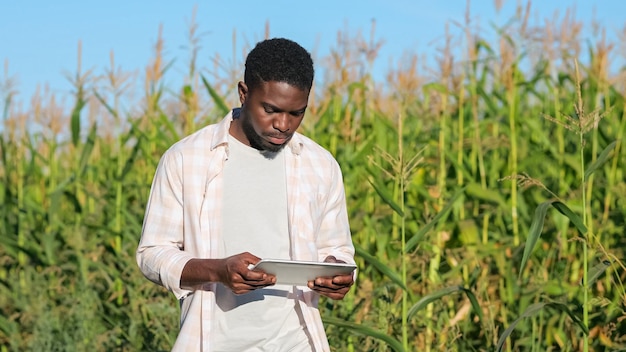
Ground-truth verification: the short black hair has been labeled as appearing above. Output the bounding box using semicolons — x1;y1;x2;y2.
244;38;314;92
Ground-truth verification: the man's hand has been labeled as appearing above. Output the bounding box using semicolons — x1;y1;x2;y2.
307;256;354;300
181;252;276;294
217;252;276;295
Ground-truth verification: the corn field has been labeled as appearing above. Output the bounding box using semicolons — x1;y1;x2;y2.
1;3;625;351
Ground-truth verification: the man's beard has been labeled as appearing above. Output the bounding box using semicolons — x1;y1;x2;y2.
241;116;289;153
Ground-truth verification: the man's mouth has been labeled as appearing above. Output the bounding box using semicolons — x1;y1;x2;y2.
266;135;290;145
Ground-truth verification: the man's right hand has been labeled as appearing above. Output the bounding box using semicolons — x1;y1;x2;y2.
217;252;276;294
180;252;276;294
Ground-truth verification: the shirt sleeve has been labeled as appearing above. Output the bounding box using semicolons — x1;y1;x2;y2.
136;150;194;299
316;159;355;265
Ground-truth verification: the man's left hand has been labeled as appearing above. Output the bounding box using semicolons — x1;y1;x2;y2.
307;256;354;300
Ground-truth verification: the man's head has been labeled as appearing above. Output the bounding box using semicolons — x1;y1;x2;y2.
244;38;314;92
231;38;314;152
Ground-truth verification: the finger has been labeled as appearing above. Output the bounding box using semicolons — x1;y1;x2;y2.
245;277;276;287
231;279;274;294
323;256;349;264
331;274;354;285
243;270;269;281
243;267;277;283
308;280;349;294
309;284;350;299
314;275;353;288
244;271;277;286
310;284;349;294
323;256;337;263
242;253;262;265
313;277;335;288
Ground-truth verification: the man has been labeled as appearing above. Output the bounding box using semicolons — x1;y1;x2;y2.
136;38;355;351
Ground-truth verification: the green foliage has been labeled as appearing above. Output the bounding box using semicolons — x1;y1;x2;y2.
1;4;626;351
496;301;589;352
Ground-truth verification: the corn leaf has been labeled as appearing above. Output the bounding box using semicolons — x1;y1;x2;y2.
519;200;553;279
0;135;6;169
93;91;119;119
444;149;471;180
70;89;86;147
476;38;495;55
201;75;230;116
584;140;617;181
323;317;405;352
406;187;464;252
367;178;404;217
354;244;407;291
77;122;98;175
0;314;18;337
496;301;587;351
477;85;501;116
351;133;376;162
423;82;449;94
157;109;180;143
582;260;612;287
2;94;11;120
551;201;587;236
465;182;507;209
519;199;587;280
408;285;483;323
0;233;20;258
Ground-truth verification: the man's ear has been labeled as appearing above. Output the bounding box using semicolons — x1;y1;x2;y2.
238;81;248;105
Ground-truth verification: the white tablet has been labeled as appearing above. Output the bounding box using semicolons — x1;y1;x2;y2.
248;259;357;286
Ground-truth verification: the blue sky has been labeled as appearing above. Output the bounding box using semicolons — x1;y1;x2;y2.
1;1;624;106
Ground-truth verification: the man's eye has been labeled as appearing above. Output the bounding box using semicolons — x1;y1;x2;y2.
264;108;274;113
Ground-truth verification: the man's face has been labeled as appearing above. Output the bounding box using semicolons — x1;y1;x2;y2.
231;81;309;152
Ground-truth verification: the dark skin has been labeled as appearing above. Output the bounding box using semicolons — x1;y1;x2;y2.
180;252;275;295
180;80;354;299
231;80;306;152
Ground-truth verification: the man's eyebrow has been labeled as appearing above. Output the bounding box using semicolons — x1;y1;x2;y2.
262;102;307;114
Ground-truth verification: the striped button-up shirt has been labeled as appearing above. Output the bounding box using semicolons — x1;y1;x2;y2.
136;109;355;351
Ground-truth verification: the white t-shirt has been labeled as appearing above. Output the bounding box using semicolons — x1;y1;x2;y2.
212;134;312;351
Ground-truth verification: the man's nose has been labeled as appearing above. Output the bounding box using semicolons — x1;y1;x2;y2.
273;113;290;132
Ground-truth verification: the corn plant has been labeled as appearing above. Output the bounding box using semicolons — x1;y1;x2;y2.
1;2;626;351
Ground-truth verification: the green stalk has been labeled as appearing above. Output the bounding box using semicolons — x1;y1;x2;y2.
438;94;448;206
580;127;589;352
531;317;537;352
602;101;625;224
115;96;123;256
470;74;486;190
16;137;25;291
552;84;569;256
574;61;589;352
601;97;624;295
498;275;512;352
469;68;487;227
74;136;88;287
46;138;59;266
456;76;466;193
398;110;408;351
114;94;125;306
585;86;600;240
482;213;490;245
507;75;519;247
425;91;449;351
